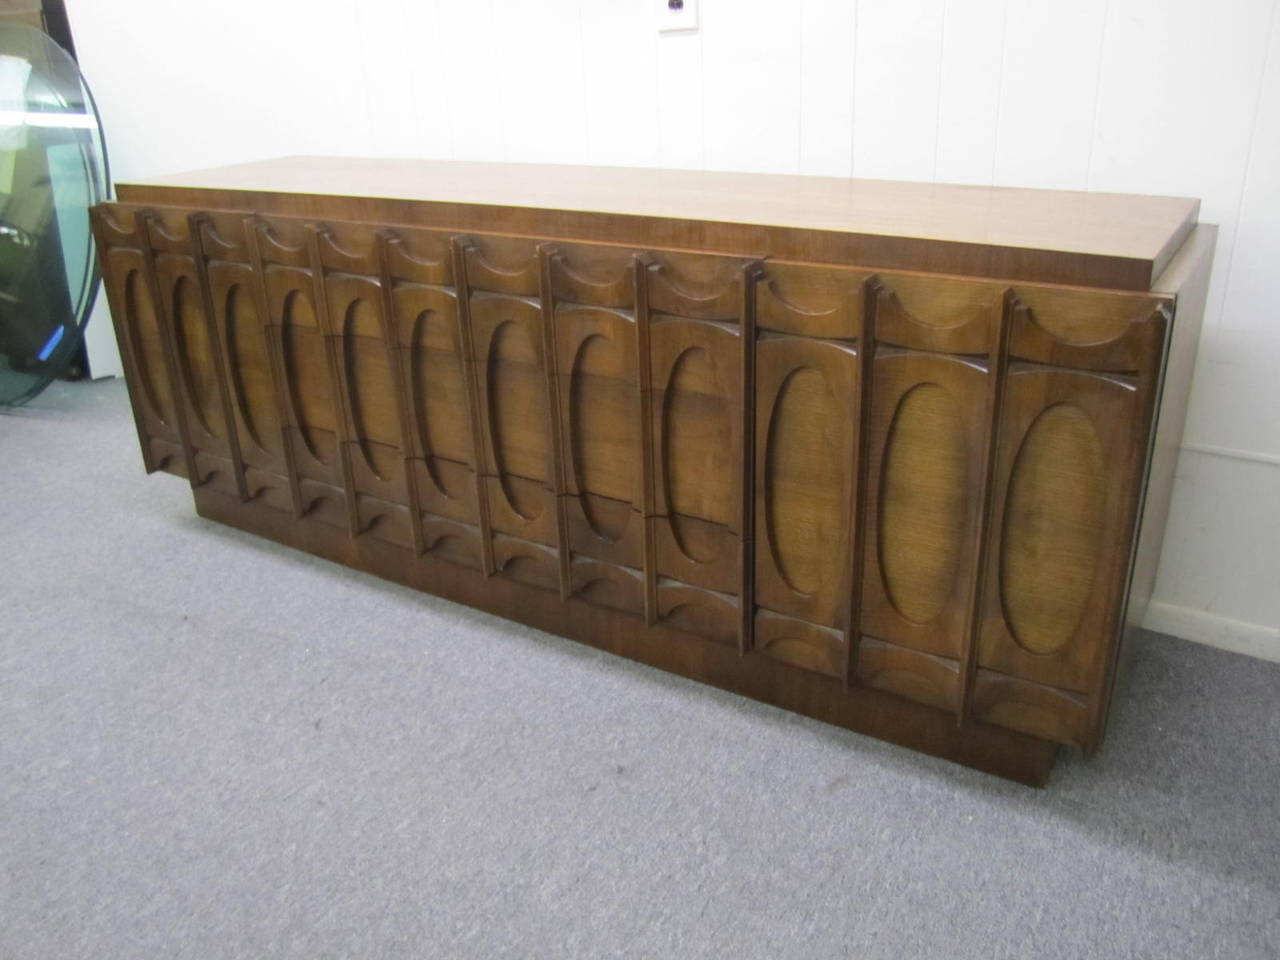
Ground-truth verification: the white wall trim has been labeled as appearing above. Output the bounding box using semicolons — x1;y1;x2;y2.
1143;600;1280;663
1181;442;1280;467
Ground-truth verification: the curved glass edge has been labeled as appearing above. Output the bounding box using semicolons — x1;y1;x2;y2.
0;24;110;406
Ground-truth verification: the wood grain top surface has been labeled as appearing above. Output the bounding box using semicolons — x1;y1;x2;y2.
118;156;1201;290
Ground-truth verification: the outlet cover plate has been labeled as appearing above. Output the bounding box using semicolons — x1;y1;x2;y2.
656;0;698;33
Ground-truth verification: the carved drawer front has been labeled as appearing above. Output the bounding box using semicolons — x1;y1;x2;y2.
542;242;647;617
194;213;293;513
857;638;962;713
860;274;1003;672
977;285;1167;744
243;215;350;530
547;244;642;563
642;252;753;646
461;236;561;589
302;223;407;546
141;212;240;500
755;611;845;680
971;670;1091;750
92;205;187;478
380;225;485;567
751;262;867;677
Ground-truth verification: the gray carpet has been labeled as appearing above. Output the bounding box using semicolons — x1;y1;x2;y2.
2;378;1278;960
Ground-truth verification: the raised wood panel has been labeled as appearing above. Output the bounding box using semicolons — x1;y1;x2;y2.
102;247;176;446
209;267;275;460
492;534;561;592
1010;285;1164;369
754;334;857;628
471;305;555;526
250;222;338;470
856;638;960;714
648;315;740;594
755;261;866;340
194;211;253;265
971;670;1090;750
754;609;844;679
315;250;409;545
976;291;1167;716
554;298;642;565
861;351;989;658
546;241;636;308
383;226;455;286
641;251;749;640
191;212;288;509
421;516;485;570
875;273;1002;355
166;270;221;445
91;206;184;479
656;579;740;647
645;251;746;321
276;289;338;469
570;558;645;616
979;365;1156;693
461;237;561;569
387;282;478;524
244;217;347;524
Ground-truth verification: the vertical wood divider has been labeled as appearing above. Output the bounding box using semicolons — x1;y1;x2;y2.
243;216;305;517
374;230;427;556
89;210;157;474
306;225;361;538
538;244;573;602
843;276;880;689
634;254;659;626
187;212;250;502
739;261;765;655
956;288;1015;721
451;237;497;577
134;209;200;486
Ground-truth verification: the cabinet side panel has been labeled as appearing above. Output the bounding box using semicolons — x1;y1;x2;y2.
1130;225;1217;627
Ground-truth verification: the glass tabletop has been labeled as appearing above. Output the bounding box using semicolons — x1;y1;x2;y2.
0;23;108;406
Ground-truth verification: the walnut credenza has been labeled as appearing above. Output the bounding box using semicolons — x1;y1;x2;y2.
91;158;1215;785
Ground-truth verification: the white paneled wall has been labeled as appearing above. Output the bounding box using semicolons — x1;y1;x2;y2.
66;0;1280;657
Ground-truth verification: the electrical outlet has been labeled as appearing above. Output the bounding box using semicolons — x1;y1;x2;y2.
656;0;698;33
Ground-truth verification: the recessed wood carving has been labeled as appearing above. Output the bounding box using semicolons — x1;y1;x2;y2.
1000;403;1107;656
223;283;268;452
124;267;169;423
878;382;967;625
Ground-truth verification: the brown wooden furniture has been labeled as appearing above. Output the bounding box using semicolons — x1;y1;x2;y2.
91;157;1215;785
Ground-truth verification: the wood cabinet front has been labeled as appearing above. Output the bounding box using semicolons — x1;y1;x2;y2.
91;160;1213;785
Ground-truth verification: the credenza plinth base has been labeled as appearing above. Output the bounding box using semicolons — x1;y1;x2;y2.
193;487;1059;787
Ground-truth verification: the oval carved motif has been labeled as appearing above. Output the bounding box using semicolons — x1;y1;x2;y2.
280;289;333;464
570;333;632;542
765;366;841;597
124;268;169;422
171;276;219;438
224;284;270;451
487;320;546;519
662;346;730;564
410;309;462;497
343;297;390;477
1000;403;1107;655
878;382;967;624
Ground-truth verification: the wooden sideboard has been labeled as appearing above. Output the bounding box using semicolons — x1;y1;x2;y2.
91;157;1215;785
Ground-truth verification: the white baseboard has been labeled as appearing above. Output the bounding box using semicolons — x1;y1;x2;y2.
1142;600;1280;663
